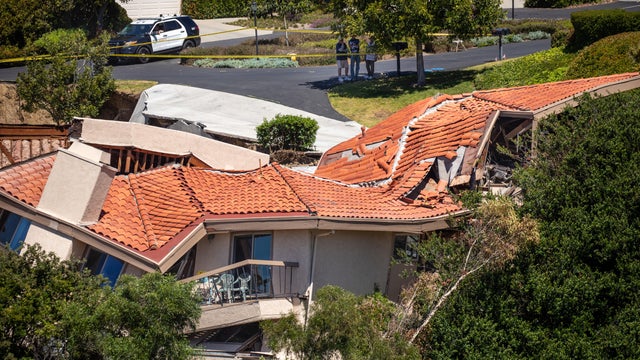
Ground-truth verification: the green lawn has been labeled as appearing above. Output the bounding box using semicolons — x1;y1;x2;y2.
329;70;478;128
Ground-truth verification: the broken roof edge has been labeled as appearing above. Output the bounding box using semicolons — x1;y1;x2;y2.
76;117;270;171
533;73;640;119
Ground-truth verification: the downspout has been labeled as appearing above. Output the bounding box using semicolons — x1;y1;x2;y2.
304;228;335;327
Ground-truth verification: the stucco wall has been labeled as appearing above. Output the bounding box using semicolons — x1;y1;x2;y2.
120;0;182;19
192;229;395;298
23;223;73;260
194;233;231;273
313;231;394;296
272;229;312;296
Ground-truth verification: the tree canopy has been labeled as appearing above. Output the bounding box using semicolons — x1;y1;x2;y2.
262;285;420;359
323;0;504;84
425;89;640;358
0;244;202;359
16;29;115;124
0;0;130;48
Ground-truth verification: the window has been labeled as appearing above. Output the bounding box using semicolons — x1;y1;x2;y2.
393;234;420;260
233;233;272;263
233;233;272;293
0;210;31;251
164;20;181;32
84;248;124;286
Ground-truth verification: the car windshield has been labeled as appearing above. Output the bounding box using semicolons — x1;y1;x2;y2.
118;24;153;36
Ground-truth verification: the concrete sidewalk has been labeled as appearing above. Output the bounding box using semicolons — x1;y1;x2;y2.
195;18;273;44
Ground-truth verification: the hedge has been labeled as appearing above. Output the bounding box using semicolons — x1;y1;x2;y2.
568;10;640;50
566;32;640;79
181;0;248;19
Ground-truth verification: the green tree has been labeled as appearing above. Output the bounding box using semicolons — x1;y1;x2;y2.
269;0;313;46
262;286;419;359
0;0;129;48
394;197;539;344
256;113;319;151
16;29;115;125
323;0;503;85
0;244;107;359
0;244;202;359
96;273;201;359
426;89;640;358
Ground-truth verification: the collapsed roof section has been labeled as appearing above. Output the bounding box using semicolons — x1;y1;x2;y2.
2;73;639;271
315;72;640;198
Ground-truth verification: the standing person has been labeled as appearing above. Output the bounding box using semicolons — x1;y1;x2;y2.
348;35;360;81
336;37;349;82
365;36;377;80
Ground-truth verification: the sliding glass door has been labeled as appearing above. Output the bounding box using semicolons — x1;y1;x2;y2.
233;233;272;294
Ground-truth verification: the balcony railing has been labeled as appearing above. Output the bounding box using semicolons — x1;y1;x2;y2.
180;259;299;306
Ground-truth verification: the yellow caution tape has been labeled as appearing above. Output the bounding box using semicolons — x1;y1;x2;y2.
0;26;455;63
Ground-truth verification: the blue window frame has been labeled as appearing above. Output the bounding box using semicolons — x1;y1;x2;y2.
84;248;125;286
0;210;31;251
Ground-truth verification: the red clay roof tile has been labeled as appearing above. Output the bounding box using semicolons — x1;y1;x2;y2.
315;73;640;192
0;154;55;207
2;73;639;259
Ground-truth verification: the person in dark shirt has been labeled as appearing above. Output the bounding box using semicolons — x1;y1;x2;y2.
348;35;361;81
336;37;349;82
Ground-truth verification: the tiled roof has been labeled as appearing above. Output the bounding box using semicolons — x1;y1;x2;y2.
315;73;640;186
473;73;640;111
0;154;55;207
275;164;460;220
89;165;311;252
0;157;461;254
2;73;638;258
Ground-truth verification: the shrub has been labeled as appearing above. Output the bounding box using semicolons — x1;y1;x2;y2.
524;0;595;8
0;45;25;68
498;19;569;35
565;32;640;79
193;57;298;68
474;47;574;89
471;36;498;47
568;9;640;50
181;0;247;18
524;31;550;40
256;114;319;152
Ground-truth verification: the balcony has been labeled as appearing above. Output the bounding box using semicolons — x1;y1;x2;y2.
180;259;300;332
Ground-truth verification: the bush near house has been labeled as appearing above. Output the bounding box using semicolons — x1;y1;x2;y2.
566;32;640;79
256;114;319;152
568;9;640;50
0;244;202;359
474;47;574;90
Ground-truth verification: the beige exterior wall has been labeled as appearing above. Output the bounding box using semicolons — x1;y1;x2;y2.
193;230;313;295
192;229;397;298
120;0;182;20
272;229;312;295
123;264;146;277
23;223;74;260
312;231;394;296
194;233;231;274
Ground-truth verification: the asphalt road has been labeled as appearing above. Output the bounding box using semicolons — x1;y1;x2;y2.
104;39;551;121
1;0;638;121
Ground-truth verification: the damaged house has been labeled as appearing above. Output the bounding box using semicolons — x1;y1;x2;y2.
1;72;639;357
